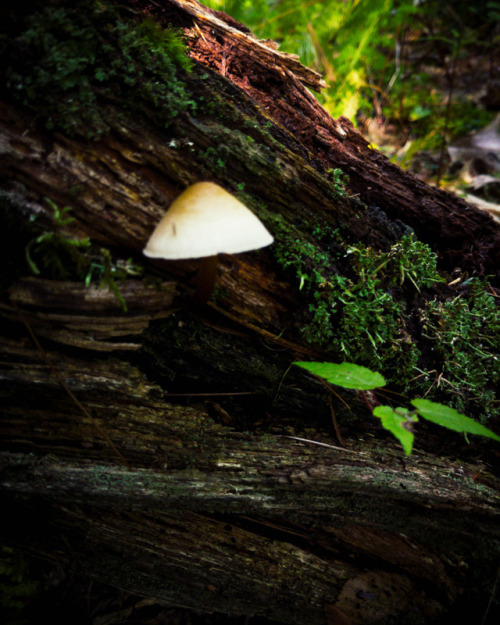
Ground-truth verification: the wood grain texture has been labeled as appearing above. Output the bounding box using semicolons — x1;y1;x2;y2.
1;1;499;623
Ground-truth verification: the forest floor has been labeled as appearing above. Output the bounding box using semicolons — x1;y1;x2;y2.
358;42;500;225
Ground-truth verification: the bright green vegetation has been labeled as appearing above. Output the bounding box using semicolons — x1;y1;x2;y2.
1;2;195;138
419;279;500;420
294;361;385;390
295;361;500;455
268;215;498;422
269;221;441;384
204;1;498;160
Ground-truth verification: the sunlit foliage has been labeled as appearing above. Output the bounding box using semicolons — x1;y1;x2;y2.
204;1;499;146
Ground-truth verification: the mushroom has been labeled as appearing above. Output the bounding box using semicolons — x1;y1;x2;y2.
143;182;274;305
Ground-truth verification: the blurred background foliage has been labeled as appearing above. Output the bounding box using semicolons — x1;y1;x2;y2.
204;0;500;175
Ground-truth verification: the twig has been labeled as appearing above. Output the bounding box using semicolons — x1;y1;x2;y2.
164;391;253;397
280;435;359;454
327;389;346;447
273;362;295;405
320;378;351;412
480;564;499;625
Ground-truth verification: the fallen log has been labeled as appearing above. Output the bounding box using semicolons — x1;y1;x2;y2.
1;1;499;623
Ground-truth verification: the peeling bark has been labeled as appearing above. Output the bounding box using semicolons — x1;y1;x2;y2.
1;1;499;624
145;0;500;280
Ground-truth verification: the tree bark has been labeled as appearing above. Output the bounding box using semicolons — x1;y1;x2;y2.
2;338;499;624
1;1;499;624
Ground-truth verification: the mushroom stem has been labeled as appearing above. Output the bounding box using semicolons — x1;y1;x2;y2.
193;254;219;305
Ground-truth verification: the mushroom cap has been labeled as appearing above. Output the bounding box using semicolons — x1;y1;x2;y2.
143;182;273;259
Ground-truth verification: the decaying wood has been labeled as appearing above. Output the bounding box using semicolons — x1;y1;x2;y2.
3;277;177;350
147;0;500;280
1;1;499;624
1;338;499;623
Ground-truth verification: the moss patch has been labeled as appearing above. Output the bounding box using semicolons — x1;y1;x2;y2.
1;2;195;138
418;279;500;420
263;213;498;422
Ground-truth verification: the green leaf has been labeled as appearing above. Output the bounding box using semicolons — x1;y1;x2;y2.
409;104;432;121
411;399;500;442
373;405;416;456
294;361;386;390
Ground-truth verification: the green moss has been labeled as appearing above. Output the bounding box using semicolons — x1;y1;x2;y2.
265;212;337;291
115;18;195;121
269;215;498;420
195;123;281;179
0;0;287;182
418;279;500;420
266;224;436;386
302;263;420;386
199;145;228;174
1;2;195;138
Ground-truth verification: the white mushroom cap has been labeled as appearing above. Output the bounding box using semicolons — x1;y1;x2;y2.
143;182;273;259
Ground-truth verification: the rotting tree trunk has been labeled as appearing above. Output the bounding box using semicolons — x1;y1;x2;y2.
2;342;499;624
1;2;499;624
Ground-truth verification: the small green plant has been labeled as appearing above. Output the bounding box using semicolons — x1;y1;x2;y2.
25;198;91;278
25;198;142;311
84;248;143;313
327;168;349;198
372;405;417;456
295;360;500;455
